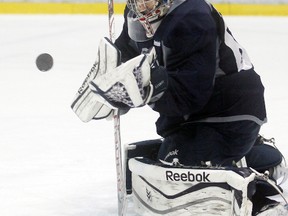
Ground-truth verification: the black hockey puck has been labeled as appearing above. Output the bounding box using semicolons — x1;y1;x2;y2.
36;53;53;72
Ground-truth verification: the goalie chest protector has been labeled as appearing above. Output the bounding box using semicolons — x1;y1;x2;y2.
129;157;256;216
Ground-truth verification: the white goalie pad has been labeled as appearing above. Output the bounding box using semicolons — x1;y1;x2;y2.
129;157;256;216
71;37;121;122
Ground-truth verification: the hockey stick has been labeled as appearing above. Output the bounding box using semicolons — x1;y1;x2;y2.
108;1;127;215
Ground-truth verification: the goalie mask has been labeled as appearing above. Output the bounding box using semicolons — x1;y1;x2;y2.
127;0;172;39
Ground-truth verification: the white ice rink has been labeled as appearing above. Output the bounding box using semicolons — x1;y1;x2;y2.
0;14;288;215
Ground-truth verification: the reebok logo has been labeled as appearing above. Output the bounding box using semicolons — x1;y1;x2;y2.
164;149;179;161
77;63;98;94
166;171;210;182
155;80;165;90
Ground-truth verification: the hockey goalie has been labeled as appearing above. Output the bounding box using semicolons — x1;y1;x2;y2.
71;0;288;214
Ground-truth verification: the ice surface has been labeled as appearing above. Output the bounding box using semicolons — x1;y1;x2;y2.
0;15;287;215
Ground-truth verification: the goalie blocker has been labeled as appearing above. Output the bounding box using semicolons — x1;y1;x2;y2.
124;139;288;216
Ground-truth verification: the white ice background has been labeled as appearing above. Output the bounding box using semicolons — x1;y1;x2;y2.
0;15;288;215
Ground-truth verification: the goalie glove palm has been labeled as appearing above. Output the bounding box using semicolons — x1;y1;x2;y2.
90;48;156;108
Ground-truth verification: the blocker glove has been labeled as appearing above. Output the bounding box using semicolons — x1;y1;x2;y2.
89;47;168;108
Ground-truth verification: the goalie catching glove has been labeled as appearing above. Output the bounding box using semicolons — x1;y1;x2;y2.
89;47;168;108
71;37;121;122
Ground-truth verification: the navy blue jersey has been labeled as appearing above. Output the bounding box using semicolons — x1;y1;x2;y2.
115;0;266;137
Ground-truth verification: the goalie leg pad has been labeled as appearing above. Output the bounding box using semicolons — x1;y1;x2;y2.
124;139;162;195
129;158;255;216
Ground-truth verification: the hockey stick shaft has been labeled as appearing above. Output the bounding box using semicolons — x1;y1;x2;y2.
108;1;127;215
108;0;115;42
113;110;127;216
